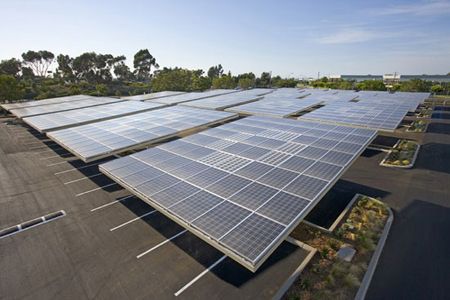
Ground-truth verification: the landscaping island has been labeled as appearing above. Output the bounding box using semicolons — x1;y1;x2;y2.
284;196;390;300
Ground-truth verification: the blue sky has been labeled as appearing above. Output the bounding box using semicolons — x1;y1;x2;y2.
1;0;449;78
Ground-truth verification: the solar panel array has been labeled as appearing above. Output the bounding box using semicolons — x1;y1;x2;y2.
47;107;237;162
179;89;272;110
100;115;377;271
299;102;411;131
1;95;93;111
10;97;123;118
145;89;239;105
122;91;186;101
23;101;165;133
226;95;323;117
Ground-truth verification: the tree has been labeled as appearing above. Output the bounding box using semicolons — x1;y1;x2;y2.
0;58;21;77
21;50;55;77
392;83;402;91
207;64;223;79
0;75;25;102
270;75;282;87
431;85;443;93
212;75;235;89
355;80;387;91
274;78;298;88
257;72;271;88
329;79;353;90
56;54;75;82
72;52;116;84
399;78;431;92
192;76;212;91
133;49;158;82
151;69;192;92
21;67;34;80
238;78;254;89
114;63;133;81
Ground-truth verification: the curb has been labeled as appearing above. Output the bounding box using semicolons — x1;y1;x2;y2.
273;237;317;300
380;143;420;169
354;207;394;300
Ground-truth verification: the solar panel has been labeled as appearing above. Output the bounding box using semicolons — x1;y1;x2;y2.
22;102;165;133
9;97;123;118
145;89;239;105
100;115;377;272
179;89;273;110
226;89;324;117
47;106;237;162
298;90;430;131
1;95;93;111
122;91;186;101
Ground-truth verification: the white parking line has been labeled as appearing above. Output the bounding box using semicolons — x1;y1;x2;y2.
110;210;157;231
90;195;135;212
47;160;76;167
174;255;227;297
75;183;117;197
64;173;102;185
137;230;188;259
40;153;73;160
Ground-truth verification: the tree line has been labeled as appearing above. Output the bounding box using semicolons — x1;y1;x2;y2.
0;49;302;102
311;76;449;94
1;49;449;102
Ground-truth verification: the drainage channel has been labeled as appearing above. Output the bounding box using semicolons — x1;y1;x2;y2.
0;210;66;239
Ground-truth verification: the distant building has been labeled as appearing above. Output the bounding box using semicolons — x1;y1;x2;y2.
330;74;450;87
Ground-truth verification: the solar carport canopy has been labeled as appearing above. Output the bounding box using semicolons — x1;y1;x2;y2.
1;94;93;111
100;115;377;272
299;101;412;131
179;89;273;110
23;101;165;133
226;96;324;118
9;97;123;118
47;106;237;162
145;90;239;105
122;91;186;101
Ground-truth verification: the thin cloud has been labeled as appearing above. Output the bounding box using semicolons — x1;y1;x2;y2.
376;1;450;16
316;29;395;44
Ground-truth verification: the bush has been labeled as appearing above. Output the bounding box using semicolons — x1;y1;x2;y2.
319;247;330;259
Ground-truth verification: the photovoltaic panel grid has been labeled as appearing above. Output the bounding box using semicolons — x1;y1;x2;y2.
1;95;93;111
23;101;165;133
145;89;239;105
299;101;412;131
226;96;324;118
100;115;377;271
9;97;124;118
47;106;237;162
180;89;273;110
122;91;186;101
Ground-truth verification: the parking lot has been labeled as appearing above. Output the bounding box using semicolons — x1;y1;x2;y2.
1;105;450;299
0;119;310;300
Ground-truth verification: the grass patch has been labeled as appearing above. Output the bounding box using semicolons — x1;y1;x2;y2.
284;196;388;300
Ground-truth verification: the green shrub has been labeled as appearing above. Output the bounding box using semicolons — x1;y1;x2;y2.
319;247;330;259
